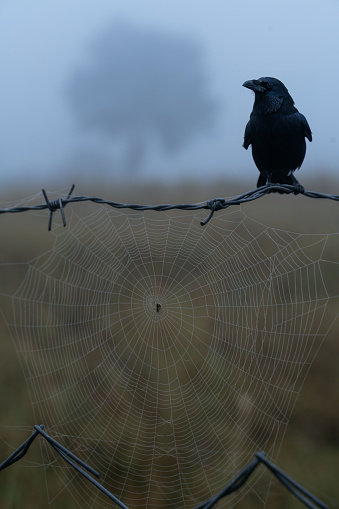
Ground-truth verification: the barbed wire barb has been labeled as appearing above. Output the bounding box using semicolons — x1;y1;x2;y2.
42;184;75;231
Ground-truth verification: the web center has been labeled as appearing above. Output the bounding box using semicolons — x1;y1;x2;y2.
144;291;168;320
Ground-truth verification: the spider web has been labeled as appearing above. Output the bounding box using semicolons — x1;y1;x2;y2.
1;202;338;508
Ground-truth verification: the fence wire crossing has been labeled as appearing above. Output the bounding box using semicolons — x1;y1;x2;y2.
1;183;339;230
0;425;328;509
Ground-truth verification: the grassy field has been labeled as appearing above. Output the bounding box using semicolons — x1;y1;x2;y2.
0;178;338;509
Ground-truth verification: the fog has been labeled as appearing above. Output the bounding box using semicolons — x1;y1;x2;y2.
0;0;338;189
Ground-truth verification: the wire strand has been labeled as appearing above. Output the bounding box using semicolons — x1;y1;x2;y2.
1;184;339;230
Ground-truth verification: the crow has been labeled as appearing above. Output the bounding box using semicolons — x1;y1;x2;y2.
242;77;312;192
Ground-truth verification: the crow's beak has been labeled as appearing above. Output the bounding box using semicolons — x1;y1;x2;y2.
243;79;266;93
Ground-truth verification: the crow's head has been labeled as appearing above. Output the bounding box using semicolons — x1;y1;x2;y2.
243;77;294;114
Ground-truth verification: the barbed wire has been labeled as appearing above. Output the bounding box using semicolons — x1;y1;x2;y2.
1;183;339;230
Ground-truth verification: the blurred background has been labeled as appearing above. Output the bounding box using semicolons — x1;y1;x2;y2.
0;1;339;508
0;0;338;190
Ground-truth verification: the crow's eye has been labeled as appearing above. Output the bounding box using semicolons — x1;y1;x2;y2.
265;82;272;89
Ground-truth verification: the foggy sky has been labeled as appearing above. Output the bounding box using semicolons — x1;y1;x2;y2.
0;0;338;188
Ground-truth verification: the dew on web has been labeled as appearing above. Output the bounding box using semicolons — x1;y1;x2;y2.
2;204;338;508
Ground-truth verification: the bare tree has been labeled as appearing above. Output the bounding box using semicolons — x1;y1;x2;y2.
66;23;217;173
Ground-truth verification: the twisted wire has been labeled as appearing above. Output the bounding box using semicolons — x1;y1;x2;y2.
1;183;339;230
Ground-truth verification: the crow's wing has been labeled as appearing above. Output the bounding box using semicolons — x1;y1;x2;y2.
295;112;312;142
243;120;252;149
